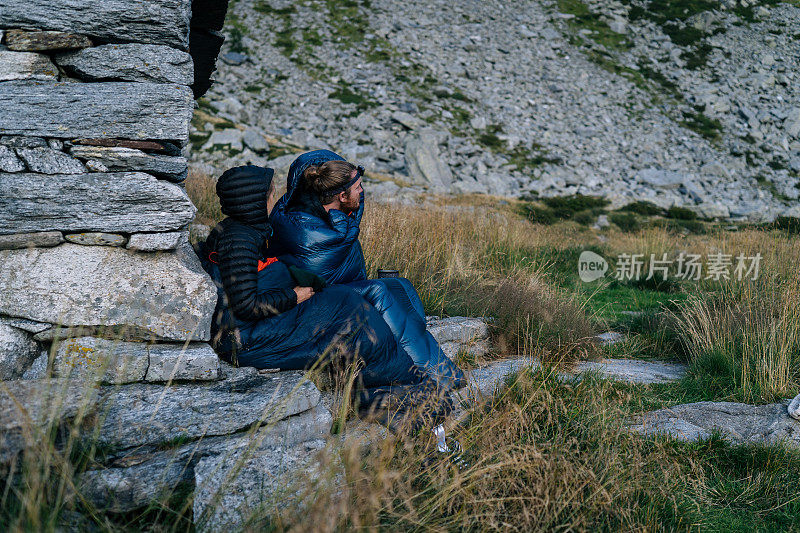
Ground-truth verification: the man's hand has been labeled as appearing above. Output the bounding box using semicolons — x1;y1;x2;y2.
293;286;315;304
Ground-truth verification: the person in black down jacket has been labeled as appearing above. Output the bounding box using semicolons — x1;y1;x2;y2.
196;164;423;390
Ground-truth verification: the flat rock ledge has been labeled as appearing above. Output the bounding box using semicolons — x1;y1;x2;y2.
629;401;800;449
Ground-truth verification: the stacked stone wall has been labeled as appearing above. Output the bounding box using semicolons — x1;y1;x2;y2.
0;1;216;379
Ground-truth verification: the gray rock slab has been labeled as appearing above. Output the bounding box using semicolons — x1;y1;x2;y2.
64;233;127;247
0;172;196;234
126;232;184;252
572;358;687;384
145;343;219;382
595;331;625;346
629;401;800;448
0;51;57;81
78;404;331;512
94;369;320;449
242;128;270;153
0;378;98;463
460;356;539;402
0;242;216;342
15;147;85;174
0;316;51;334
0;82;193;141
0;231;63;250
0;145;25;172
427;317;490;344
53;337;148;384
0;0;191;50
193;440;330;533
56;44;192;84
0;324;39;380
69;146;187;181
404;129;454;191
0;136;47;148
4;30;91;51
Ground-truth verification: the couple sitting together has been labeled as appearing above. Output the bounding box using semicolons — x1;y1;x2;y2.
197;150;465;431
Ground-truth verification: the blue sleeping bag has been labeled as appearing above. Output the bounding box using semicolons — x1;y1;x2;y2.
197;241;420;389
269;150;466;389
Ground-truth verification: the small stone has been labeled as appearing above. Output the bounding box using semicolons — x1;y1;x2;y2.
0;51;57;81
0;317;51;334
85;160;109;172
220;51;248;65
593;214;611;229
145;343;220;382
55;44;193;84
0;231;64;250
64;233;127;247
204;129;243;151
427;317;490;344
15;147;86;174
0;323;40;380
0;136;47;149
0;145;25;172
789;394;800;420
126;232;184;252
242;128;270;153
47;139;64;150
691;203;730;220
391;111;423;130
5;30;92;52
53;337;149;384
22;350;49;380
638;168;685;189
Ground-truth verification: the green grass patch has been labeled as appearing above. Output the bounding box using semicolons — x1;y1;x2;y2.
618;200;665;216
680;108;723;140
666;205;698;220
556;0;632;51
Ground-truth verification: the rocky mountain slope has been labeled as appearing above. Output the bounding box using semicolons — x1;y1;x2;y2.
190;0;800;221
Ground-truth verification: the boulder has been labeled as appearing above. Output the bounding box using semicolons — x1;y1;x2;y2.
404;129;454;191
64;233;127;247
69;146;188;181
78;404;331;512
193;440;330;532
0;51;57;81
0;0;191;50
56;44;193;84
14;147;85;174
638;168;685;189
93;369;320;449
53;337;148;384
629;401;800;448
0;242;216;342
0;81;193;141
4;30;91;51
126;232;185;252
0;172;195;235
145;343;219;382
0;323;39;380
0;145;25;172
427;317;490;344
0;231;63;250
0;379;99;463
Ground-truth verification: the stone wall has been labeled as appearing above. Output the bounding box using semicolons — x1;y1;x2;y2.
0;1;217;379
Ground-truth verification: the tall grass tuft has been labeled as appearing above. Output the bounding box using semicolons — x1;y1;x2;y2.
672;274;800;402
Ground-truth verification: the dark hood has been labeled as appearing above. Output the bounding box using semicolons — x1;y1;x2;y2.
216;164;274;227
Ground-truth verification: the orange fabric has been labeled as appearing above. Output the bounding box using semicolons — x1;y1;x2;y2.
257;257;279;272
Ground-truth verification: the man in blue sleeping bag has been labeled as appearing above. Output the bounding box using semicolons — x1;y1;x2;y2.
269;150;466;390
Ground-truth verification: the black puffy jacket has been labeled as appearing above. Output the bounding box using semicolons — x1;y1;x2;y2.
202;166;297;322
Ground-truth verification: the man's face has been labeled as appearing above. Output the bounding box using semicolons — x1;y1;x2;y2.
340;176;362;212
